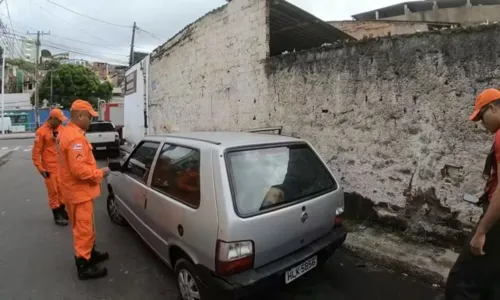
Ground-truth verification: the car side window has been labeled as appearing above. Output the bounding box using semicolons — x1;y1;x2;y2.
151;143;201;208
124;141;160;184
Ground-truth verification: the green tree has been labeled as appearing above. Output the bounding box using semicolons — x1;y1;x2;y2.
33;64;113;108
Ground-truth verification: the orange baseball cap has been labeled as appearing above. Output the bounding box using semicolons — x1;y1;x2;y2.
470;88;500;122
49;108;68;122
70;99;98;117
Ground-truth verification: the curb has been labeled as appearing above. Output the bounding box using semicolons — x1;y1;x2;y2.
0;150;13;161
342;242;447;287
340;227;458;288
0;136;35;140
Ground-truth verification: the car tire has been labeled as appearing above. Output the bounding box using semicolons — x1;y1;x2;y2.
174;258;207;300
106;193;127;226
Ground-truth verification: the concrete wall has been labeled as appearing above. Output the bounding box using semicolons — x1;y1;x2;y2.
148;0;269;134
385;5;500;24
329;21;430;39
123;55;149;146
146;0;500;245
265;25;500;245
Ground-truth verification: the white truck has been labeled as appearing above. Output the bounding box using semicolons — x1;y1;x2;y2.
86;121;120;158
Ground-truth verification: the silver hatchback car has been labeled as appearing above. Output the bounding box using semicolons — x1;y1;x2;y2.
106;131;346;300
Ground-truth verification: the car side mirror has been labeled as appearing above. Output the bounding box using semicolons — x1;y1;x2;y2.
108;161;122;172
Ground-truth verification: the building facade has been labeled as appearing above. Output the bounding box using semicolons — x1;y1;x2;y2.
21;37;37;63
352;0;500;25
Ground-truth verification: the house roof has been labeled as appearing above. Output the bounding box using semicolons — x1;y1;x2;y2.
352;0;500;21
269;0;354;56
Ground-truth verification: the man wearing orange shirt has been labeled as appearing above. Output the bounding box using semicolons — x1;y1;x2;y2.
32;108;68;226
58;99;110;280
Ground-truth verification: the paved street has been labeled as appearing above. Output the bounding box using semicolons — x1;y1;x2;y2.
0;138;443;300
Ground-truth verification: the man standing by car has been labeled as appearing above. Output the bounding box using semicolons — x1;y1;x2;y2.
445;88;500;299
32;108;69;226
58;99;110;280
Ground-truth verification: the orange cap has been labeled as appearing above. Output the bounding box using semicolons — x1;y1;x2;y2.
70;99;98;117
49;108;68;122
470;89;500;122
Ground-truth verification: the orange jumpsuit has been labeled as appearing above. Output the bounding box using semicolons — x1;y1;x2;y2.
58;122;104;260
32;123;64;209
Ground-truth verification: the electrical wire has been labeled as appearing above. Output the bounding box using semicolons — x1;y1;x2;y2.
35;2;125;52
3;0;24;58
45;0;131;28
137;28;164;41
0;33;128;65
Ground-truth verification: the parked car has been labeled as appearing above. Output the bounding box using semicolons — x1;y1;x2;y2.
106;131;346;300
0;116;12;134
86;121;120;157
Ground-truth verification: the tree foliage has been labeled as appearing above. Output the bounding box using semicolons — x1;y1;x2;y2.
6;58;35;73
33;64;113;109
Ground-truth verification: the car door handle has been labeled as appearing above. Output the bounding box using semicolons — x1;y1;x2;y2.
144;197;148;209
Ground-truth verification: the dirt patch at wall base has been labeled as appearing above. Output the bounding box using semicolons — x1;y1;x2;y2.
344;190;470;249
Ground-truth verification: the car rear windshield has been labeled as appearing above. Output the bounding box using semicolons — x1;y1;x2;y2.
88;123;115;132
226;143;337;216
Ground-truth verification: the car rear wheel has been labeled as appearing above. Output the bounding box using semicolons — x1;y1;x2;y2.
175;259;206;300
106;193;127;226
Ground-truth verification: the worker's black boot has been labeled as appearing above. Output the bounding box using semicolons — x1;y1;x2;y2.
75;257;108;280
89;246;109;265
52;208;68;226
59;204;69;220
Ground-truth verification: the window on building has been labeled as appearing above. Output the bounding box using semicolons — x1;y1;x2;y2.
151;144;201;208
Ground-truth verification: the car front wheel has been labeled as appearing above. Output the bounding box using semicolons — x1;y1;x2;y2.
106;193;127;226
175;259;206;300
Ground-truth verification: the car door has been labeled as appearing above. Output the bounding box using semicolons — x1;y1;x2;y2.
144;143;207;264
113;140;161;235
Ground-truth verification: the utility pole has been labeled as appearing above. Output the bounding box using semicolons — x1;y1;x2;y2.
50;72;53;106
27;30;50;130
129;22;137;66
1;48;5;134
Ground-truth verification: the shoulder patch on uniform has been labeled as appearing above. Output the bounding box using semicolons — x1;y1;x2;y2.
72;143;83;151
34;136;39;142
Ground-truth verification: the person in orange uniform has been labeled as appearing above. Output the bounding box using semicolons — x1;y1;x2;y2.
32;108;69;226
58;99;110;280
445;89;500;299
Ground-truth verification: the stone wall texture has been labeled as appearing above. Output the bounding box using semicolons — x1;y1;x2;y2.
148;0;269;134
265;25;500;246
148;0;500;246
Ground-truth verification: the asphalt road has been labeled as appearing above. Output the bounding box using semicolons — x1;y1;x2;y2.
0;138;443;300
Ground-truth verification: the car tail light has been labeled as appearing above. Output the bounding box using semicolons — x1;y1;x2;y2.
334;207;344;228
215;240;254;276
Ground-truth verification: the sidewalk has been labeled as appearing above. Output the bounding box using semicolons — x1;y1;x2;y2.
342;223;458;287
0;132;35;140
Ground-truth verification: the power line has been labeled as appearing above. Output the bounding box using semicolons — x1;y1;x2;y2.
35;3;125;52
45;0;131;28
0;32;128;64
3;0;24;58
137;28;164;41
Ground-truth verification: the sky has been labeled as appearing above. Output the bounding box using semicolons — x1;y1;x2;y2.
1;0;405;65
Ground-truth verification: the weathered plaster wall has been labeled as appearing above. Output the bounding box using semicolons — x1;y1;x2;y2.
266;25;500;246
148;0;269;133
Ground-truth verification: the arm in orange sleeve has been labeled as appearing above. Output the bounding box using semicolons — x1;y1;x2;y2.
31;129;45;172
67;137;104;184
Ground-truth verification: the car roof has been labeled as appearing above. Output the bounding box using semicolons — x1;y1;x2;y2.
145;131;304;149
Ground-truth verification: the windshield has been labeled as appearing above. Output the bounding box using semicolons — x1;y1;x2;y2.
88;123;115;132
226;143;337;216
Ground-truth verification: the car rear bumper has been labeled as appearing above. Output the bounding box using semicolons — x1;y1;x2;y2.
91;141;120;151
196;226;347;299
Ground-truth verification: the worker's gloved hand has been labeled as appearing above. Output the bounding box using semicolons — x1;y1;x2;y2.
101;167;111;177
40;171;49;179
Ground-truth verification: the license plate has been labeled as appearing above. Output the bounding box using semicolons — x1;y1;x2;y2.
285;256;317;284
96;147;106;150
